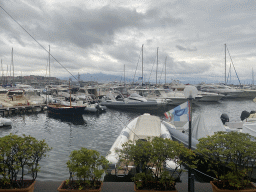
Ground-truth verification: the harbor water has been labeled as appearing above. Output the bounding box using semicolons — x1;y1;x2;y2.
0;99;256;181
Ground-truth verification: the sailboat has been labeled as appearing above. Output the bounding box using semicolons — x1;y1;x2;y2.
47;87;86;115
46;47;85;115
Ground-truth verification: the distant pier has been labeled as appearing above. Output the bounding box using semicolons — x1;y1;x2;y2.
0;104;46;116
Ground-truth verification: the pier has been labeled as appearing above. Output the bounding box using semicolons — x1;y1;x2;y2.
0;104;46;116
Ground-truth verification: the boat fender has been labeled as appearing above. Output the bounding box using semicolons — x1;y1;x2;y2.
240;110;250;121
220;113;229;125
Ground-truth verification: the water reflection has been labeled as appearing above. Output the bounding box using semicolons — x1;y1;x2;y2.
46;113;87;126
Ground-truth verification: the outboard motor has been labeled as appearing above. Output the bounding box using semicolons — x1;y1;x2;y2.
240;110;250;121
220;113;229;125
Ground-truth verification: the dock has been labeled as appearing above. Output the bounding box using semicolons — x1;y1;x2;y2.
0;104;46;116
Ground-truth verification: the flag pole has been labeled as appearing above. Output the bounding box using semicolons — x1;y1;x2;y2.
184;86;197;192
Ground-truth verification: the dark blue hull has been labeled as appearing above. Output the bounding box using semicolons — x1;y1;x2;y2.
47;104;85;115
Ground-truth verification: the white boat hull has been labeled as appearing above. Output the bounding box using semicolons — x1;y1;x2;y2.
106;113;180;178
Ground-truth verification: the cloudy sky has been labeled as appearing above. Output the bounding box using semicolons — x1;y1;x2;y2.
0;0;255;84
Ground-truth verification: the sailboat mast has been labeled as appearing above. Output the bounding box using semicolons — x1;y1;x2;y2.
165;56;167;84
1;59;2;84
156;47;158;86
142;44;143;85
69;81;71;107
225;44;226;85
252;68;254;86
12;48;14;85
49;45;50;78
124;64;125;86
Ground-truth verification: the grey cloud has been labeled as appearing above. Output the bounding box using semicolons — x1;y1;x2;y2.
176;45;197;52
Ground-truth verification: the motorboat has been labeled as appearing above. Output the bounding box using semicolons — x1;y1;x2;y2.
106;113;181;178
197;91;224;102
84;103;106;113
198;84;244;99
0;89;28;107
0;117;12;127
165;90;202;105
222;111;256;136
100;91;165;111
74;94;106;113
129;88;171;105
25;89;46;105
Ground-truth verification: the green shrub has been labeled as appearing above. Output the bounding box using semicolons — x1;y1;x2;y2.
0;133;51;189
118;137;196;191
64;147;109;190
196;131;256;190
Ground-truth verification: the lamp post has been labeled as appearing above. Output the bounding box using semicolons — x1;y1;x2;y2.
184;85;198;192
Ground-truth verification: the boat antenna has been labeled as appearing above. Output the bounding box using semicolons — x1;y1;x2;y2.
0;5;78;81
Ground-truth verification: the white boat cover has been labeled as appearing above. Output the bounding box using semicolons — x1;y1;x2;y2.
242;122;256;137
183;113;226;140
133;114;161;141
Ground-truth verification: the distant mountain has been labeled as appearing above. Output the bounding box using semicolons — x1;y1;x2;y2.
60;73;133;83
60;72;251;85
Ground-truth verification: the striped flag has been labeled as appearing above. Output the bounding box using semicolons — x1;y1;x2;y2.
164;101;189;122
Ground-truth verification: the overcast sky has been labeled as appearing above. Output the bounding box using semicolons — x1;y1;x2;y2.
0;0;255;84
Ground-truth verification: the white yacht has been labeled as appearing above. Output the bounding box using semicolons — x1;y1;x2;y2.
129;88;171;105
100;91;165;111
198;84;244;98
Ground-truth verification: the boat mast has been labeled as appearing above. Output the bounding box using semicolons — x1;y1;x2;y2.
252;68;254;86
1;59;2;85
225;44;226;85
47;45;50;105
165;56;167;84
124;64;125;86
69;81;71;107
142;44;143;85
49;45;50;78
12;48;14;86
156;47;158;86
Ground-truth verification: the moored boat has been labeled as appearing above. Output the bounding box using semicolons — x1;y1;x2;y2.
106;113;181;179
100;91;164;111
0;117;12;127
47;104;85;115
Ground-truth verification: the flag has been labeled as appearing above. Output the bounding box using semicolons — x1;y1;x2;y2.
138;77;143;80
164;101;189;122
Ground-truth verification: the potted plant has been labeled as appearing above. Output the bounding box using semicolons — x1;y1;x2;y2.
118;137;196;192
57;147;109;192
0;133;51;192
195;131;256;191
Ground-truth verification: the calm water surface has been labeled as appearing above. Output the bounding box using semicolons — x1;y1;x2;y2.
0;99;256;181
